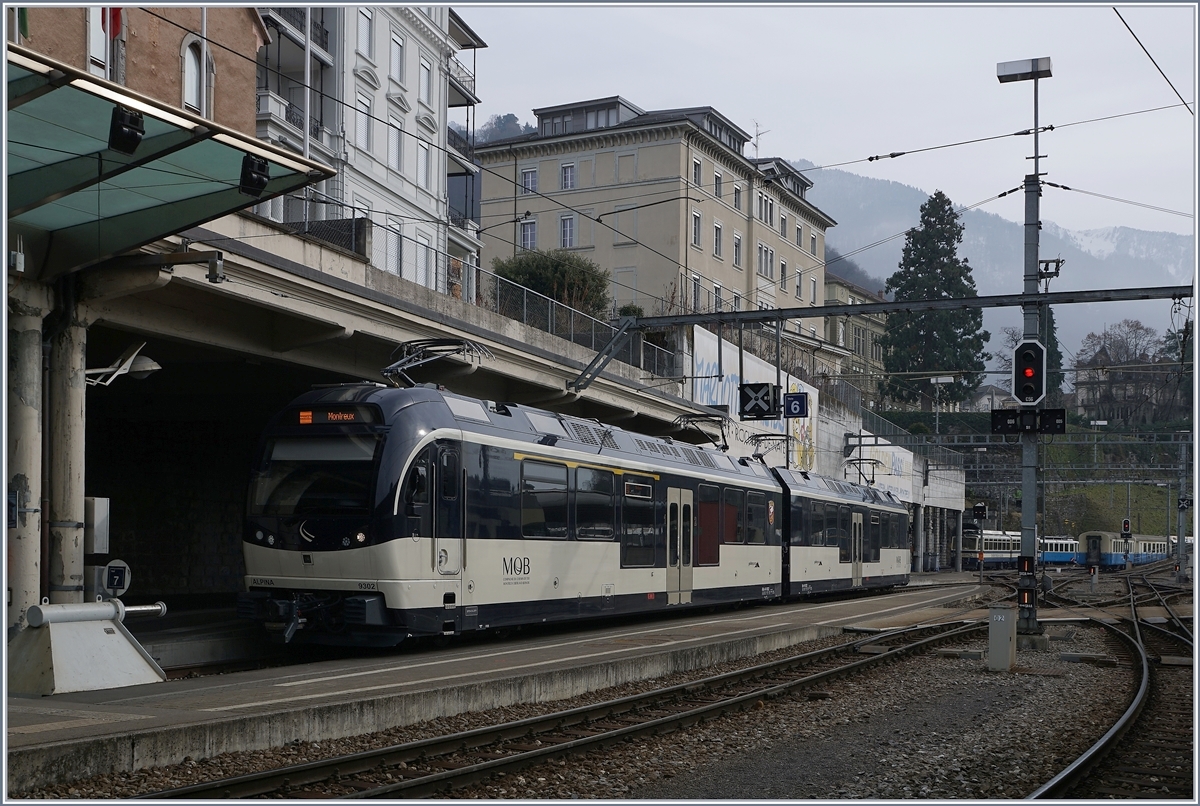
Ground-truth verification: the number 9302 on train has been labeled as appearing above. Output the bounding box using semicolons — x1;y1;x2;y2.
236;384;911;646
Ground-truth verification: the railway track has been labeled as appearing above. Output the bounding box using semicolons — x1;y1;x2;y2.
1029;577;1194;799
139;621;985;799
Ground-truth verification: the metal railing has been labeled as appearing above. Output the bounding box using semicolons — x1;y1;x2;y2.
271;7;329;51
860;408;964;468
446;54;475;98
446;126;473;162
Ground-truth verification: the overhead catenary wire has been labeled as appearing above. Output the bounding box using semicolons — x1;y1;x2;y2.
1112;7;1195;116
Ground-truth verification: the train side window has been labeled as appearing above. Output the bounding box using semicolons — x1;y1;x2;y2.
440;450;459;500
868;512;880;562
521;460;568;538
575;467;614;540
403;448;430;504
695;484;720;565
668;501;680;566
838;505;851;562
745;491;767;544
810;501;825;546
790;498;805;546
621;474;656;566
722;488;744;544
681;503;692;565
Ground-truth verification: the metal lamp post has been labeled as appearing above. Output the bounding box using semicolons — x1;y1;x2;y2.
998;57;1052;635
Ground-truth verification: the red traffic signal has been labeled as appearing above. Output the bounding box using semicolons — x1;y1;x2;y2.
1121;518;1132;536
1012;339;1047;405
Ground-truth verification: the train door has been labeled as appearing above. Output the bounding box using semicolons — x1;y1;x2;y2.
851;511;863;587
435;446;462;576
401;447;432;540
666;487;694;605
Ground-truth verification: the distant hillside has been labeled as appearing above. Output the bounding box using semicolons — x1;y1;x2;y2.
795;159;1195;366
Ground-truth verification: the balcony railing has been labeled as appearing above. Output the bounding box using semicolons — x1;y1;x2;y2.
271;7;329;51
446;54;475;97
446;126;473;162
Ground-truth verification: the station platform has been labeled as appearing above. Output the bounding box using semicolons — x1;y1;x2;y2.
8;579;990;792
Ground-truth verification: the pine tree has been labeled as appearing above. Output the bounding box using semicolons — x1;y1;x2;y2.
878;191;990;407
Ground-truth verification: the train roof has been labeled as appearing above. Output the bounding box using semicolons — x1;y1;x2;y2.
285;384;908;505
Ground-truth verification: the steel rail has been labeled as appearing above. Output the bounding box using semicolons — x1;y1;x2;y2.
1141;575;1193;643
141;622;982;800
1026;620;1151;797
347;622;985;799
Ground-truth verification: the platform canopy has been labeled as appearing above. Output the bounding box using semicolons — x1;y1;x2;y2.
6;43;336;282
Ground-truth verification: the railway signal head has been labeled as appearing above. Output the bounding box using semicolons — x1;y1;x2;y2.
1121;518;1132;537
1012;339;1047;405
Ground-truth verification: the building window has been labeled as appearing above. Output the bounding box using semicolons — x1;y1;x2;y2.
388;118;403;172
811;277;818;302
780;213;787;237
88;7;108;78
756;244;775;279
796;269;803;299
713;223;722;257
854;326;865;356
521;168;538;194
416;232;432;287
357;8;373;57
355;92;372;151
692;273;701;311
692;211;702;247
560;215;575;248
386;220;402;276
418;140;431;189
733;234;742;268
714;283;723;311
692;158;702;186
733;186;742;210
520;220;537;251
779;260;787;291
733;294;742;312
561;163;575;190
183;43;202;113
419;58;432;105
714;173;723;198
811;232;818;256
796;223;803;247
390;33;404;83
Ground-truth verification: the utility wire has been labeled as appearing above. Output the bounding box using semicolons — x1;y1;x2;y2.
1043;181;1193;218
1113;7;1195;116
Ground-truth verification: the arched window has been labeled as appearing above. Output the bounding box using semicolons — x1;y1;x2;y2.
183;42;202;113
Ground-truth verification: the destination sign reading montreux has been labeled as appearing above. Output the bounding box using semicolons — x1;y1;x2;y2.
298;408;376;425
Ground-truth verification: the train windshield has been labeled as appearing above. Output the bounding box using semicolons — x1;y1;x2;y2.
249;435;381;517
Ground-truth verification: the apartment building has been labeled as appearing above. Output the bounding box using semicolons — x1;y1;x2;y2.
254;6;485;292
824;272;888;409
475;97;835;340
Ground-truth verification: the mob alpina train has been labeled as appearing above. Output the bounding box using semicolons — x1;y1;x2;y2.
237;384;911;646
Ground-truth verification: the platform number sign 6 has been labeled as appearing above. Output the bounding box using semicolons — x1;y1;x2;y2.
783;392;808;419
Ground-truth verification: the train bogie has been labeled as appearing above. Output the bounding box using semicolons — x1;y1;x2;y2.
238;385;910;647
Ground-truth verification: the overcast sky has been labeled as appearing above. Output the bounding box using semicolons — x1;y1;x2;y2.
458;3;1196;238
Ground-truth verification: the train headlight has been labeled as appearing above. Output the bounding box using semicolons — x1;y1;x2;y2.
356;532;367;543
267;534;275;546
255;530;264;541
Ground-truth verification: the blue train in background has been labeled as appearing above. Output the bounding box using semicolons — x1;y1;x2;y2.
1079;530;1170;569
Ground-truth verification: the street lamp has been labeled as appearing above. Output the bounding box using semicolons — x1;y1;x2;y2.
998;56;1052;637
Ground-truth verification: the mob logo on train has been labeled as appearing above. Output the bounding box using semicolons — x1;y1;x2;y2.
503;556;531;576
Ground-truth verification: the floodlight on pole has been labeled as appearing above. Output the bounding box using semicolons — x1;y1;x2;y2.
998;56;1052;638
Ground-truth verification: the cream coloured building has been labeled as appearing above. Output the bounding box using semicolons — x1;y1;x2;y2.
475;97;835;341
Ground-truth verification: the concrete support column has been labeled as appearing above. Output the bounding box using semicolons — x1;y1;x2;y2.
912;503;925;572
954;509;964;572
48;320;87;605
6;279;53;636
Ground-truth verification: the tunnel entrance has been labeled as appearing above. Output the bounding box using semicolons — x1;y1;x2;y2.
83;325;363;609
